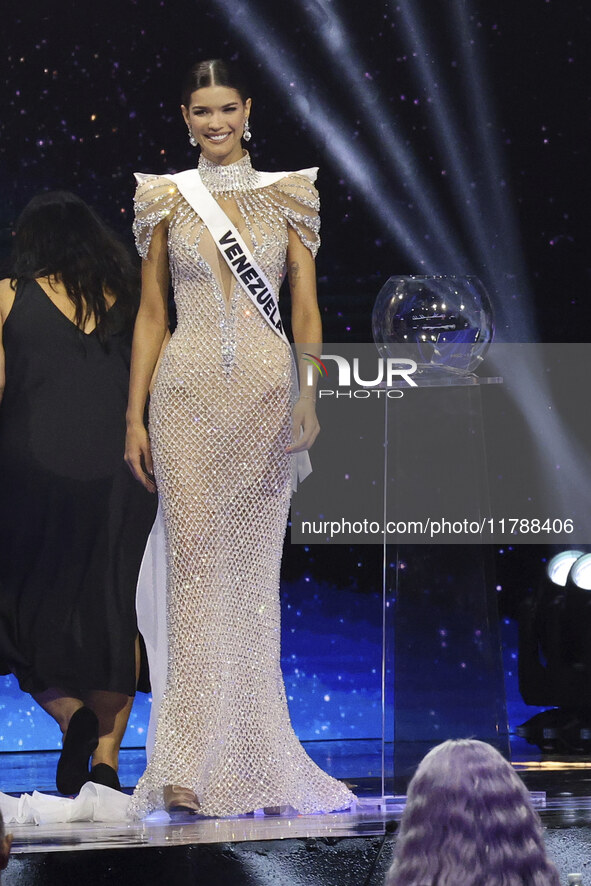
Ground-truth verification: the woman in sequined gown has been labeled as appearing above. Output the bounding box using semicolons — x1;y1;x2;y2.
125;59;355;818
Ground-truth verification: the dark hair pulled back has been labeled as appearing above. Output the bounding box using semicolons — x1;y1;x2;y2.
181;59;251;108
11;191;139;344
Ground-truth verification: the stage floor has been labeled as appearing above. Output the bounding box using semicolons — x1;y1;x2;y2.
4;795;401;854
2;739;397;855
2;738;591;885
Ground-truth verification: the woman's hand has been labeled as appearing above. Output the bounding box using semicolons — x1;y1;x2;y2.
287;398;320;453
125;422;156;493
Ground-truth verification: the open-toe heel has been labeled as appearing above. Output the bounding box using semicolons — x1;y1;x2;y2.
164;785;200;816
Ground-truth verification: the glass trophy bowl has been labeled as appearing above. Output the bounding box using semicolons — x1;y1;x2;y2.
372;275;494;376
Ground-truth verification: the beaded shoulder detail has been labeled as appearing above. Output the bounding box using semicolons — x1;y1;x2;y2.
132;175;182;260
132;155;321;260
270;173;321;258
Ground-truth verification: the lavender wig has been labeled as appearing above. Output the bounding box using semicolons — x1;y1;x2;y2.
386;739;560;886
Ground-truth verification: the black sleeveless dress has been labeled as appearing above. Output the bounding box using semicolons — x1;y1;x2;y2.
0;279;156;696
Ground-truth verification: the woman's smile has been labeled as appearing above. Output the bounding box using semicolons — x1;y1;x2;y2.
182;85;251;165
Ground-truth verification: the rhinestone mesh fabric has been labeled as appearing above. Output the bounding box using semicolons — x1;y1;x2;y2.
128;154;355;818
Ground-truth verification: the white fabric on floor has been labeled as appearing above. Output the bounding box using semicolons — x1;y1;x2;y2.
0;782;130;824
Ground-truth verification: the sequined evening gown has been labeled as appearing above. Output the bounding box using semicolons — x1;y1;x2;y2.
128;153;355;818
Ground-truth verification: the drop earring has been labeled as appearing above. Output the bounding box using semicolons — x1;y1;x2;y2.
187;128;198;147
242;118;252;142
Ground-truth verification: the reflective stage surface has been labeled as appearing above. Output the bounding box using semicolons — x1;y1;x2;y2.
2;738;591;885
2;740;397;855
6;796;401;854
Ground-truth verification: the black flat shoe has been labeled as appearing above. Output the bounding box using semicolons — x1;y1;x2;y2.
89;763;121;791
56;707;99;795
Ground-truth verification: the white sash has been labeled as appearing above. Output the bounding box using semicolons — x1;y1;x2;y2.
163;166;313;488
166;167;317;348
135;165;317;350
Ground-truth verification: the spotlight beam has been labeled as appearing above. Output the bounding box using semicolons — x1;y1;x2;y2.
209;0;454;271
450;0;534;339
302;0;469;270
486;345;591;534
394;1;507;296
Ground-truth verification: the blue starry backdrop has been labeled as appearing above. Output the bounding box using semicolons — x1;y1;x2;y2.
0;0;589;750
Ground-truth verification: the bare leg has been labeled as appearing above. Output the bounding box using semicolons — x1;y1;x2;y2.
33;690;97;794
86;690;134;769
31;688;84;735
86;636;141;770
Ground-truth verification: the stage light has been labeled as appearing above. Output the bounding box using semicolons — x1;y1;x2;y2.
546;550;585;586
569;554;591;591
517;553;591;755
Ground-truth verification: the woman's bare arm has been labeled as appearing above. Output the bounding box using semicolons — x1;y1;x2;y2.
125;221;170;491
286;227;322;454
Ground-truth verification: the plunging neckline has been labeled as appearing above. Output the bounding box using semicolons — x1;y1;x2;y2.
195;152;259;316
34;278;117;336
211;200;248;318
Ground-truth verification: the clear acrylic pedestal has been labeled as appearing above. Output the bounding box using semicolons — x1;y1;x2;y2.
381;374;509;797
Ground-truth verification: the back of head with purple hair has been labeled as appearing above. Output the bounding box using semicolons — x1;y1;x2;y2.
386;739;560;886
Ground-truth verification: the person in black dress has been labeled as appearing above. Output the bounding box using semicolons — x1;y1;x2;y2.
0;192;157;794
